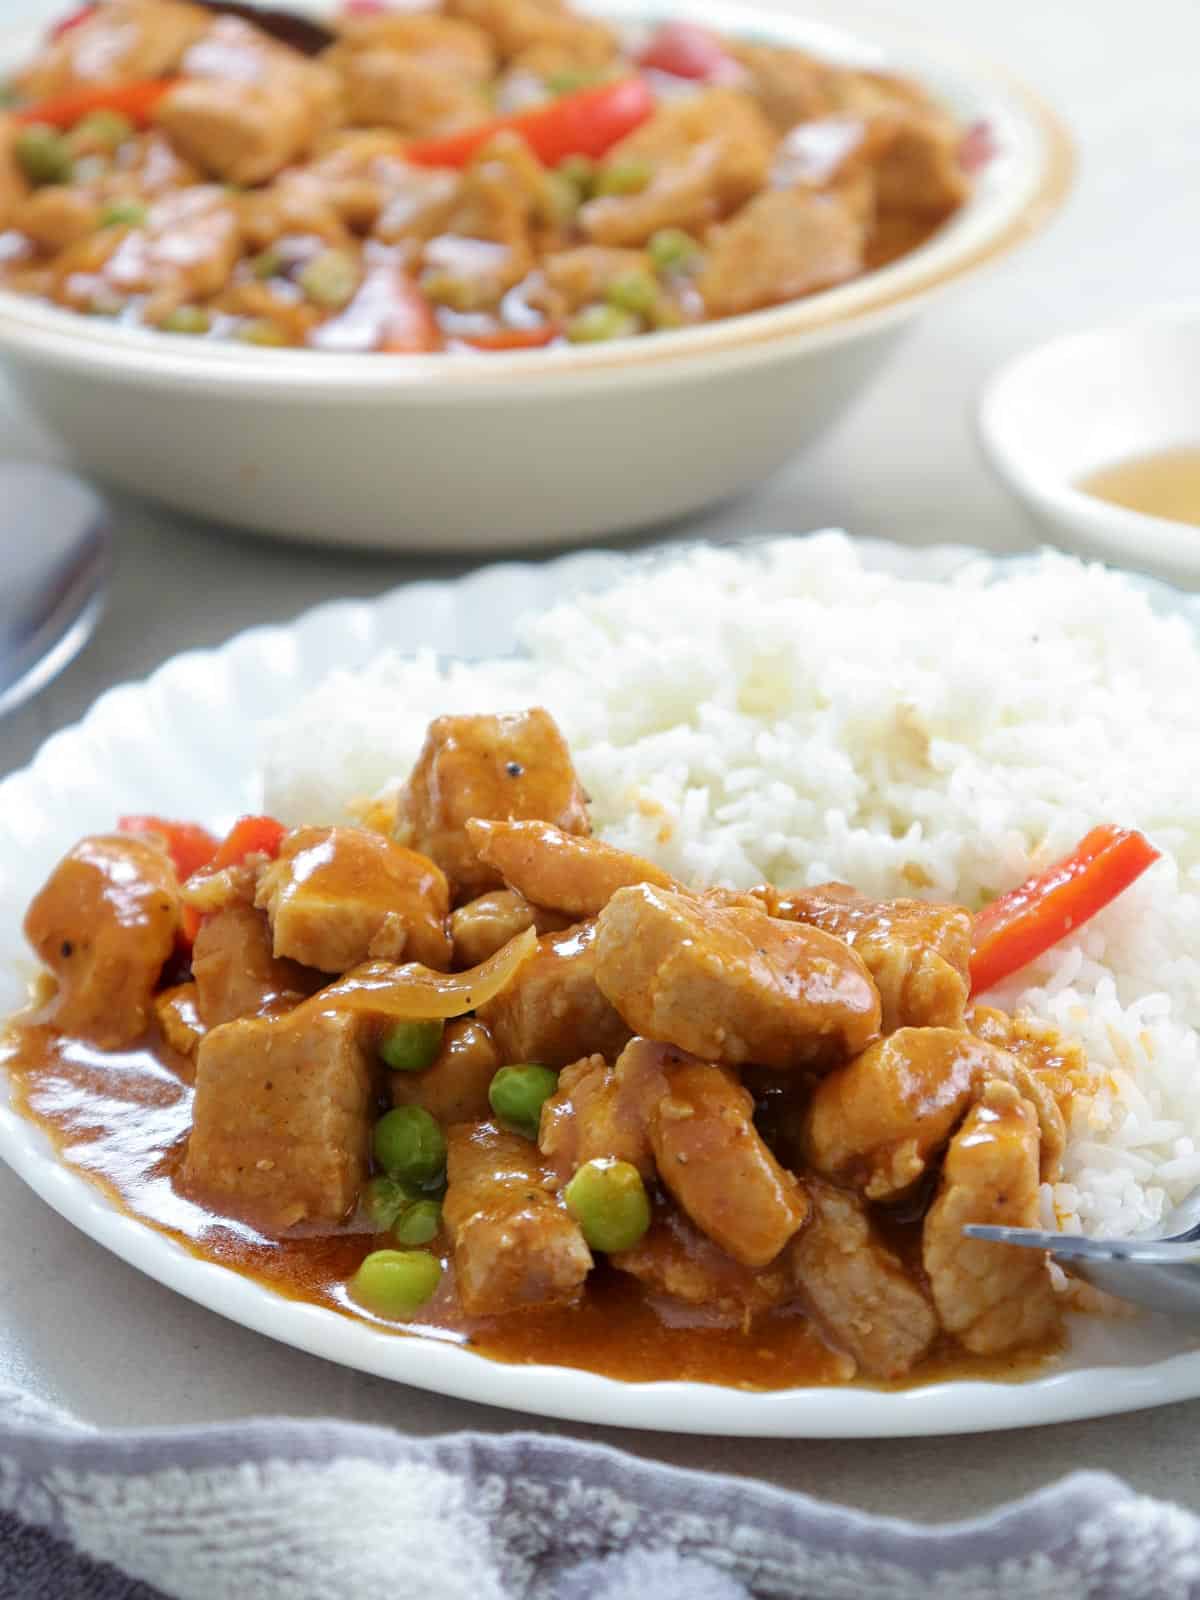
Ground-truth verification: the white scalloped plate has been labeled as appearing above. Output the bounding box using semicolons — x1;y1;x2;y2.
3;537;1200;1438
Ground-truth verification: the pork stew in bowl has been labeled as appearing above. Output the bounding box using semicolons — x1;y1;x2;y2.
0;0;980;355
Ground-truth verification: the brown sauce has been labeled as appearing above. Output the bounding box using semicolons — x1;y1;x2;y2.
1;1021;1062;1392
1078;446;1200;528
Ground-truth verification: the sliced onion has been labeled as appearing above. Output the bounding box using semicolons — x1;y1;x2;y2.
305;925;537;1021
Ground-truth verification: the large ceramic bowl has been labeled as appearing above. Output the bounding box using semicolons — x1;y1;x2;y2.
0;0;1071;551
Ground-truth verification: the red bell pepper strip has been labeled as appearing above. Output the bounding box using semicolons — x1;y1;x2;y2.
14;78;179;130
208;814;287;873
405;76;656;170
461;323;560;351
179;814;287;946
969;825;1161;996
49;4;99;40
636;21;740;83
118;816;219;882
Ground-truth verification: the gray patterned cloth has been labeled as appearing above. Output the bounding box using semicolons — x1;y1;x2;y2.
2;1382;1199;1599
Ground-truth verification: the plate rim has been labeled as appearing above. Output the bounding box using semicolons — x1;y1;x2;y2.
3;532;1199;1439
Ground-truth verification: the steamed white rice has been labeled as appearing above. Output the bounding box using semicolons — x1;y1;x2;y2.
261;534;1200;1241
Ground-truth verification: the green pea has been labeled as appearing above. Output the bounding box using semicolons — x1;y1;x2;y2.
250;246;284;280
544;68;597;96
604;269;659;317
69;109;134;153
565;303;641;344
15;124;73;186
557;154;595;196
563;1158;652;1253
298;247;359;309
593;157;652;197
488;1063;559;1139
360;1173;415;1231
160;305;212;335
99;199;148;229
421;268;490;311
392;1198;442;1247
348;1248;442;1318
236;317;289;347
541;169;582;227
373;1105;447;1185
647;228;701;275
379;1018;444;1073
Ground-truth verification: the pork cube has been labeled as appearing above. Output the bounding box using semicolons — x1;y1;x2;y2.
15;0;209;102
767;882;972;1031
791;1178;937;1380
969;1004;1090;1116
606;88;774;173
183;1007;375;1232
727;41;839;130
156;17;340;186
804;1023;1065;1198
538;1051;654;1184
612;1207;794;1324
24;834;180;1050
390;1017;499;1124
615;1040;806;1268
155;78;316;188
581;90;774;248
154;983;205;1063
336;50;488;137
443;1120;592;1315
872;110;969;221
192;904;318;1026
327;13;493;137
331;13;496;81
255;825;451;973
595;884;880;1073
476;919;631;1069
923;1081;1060;1356
13;187;102;253
465;818;676;920
398;708;590;901
449;888;571;969
697;187;864;319
446;0;616;66
803;1027;1017;1201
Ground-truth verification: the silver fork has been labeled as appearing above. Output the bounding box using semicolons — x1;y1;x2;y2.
965;1194;1200;1317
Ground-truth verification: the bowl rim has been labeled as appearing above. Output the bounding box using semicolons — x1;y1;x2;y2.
0;0;1074;392
976;301;1200;572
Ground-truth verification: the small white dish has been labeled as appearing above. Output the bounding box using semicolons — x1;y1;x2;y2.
0;0;1071;553
978;303;1200;583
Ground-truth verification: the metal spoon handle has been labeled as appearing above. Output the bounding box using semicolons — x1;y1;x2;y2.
0;465;110;718
964;1224;1200;1265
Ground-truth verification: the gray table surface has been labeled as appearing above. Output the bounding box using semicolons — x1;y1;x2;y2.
3;0;1200;1527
